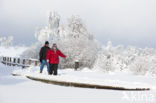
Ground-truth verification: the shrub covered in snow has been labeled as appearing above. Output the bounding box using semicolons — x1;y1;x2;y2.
93;41;156;75
21;42;42;59
0;36;14;48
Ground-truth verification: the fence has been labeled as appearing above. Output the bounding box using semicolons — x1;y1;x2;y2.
0;56;80;70
1;56;40;68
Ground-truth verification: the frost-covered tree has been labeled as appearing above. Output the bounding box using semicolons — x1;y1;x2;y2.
0;36;14;48
35;27;51;43
56;38;99;68
21;12;100;68
93;41;156;75
66;15;93;40
35;11;61;44
57;15;99;68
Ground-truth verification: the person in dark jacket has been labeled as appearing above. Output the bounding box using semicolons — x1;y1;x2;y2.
46;43;66;75
39;41;50;73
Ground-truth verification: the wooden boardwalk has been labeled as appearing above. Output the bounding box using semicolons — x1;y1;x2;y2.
26;75;150;91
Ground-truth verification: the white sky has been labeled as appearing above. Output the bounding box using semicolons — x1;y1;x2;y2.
0;0;156;48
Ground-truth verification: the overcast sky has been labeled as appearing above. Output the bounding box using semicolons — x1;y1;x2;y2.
0;0;156;48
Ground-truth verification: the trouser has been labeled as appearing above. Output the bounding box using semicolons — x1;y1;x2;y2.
49;64;58;75
40;60;50;73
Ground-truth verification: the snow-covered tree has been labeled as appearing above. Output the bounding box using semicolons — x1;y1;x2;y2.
0;36;14;48
35;11;62;44
56;15;99;68
66;15;93;40
93;41;156;75
22;12;100;68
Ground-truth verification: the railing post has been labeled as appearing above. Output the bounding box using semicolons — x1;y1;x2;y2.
9;57;12;66
7;57;10;66
2;57;6;64
22;59;26;68
75;60;79;71
13;58;16;66
17;58;20;64
23;59;25;64
35;61;38;66
28;60;31;66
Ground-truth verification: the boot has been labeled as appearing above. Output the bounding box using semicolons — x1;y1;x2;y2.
48;72;51;75
40;70;42;73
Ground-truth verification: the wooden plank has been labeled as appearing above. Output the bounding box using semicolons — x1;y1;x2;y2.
26;75;150;91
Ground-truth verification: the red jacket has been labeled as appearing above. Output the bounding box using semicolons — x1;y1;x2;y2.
46;49;66;64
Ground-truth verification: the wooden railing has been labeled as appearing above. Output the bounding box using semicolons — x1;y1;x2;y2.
1;56;40;68
0;56;80;70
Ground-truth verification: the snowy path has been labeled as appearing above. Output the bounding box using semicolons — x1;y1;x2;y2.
12;67;155;91
26;75;150;91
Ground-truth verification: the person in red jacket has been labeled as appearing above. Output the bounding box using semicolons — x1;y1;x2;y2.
46;43;66;75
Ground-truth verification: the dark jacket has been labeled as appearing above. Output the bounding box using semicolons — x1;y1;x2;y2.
39;46;50;62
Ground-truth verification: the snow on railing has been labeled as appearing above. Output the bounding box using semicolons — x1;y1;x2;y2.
0;56;80;70
0;56;40;68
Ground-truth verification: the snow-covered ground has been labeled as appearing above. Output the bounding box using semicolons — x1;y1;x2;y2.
0;63;156;103
12;67;154;90
0;64;117;103
0;46;156;103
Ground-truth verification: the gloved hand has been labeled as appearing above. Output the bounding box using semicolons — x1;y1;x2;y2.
47;60;49;62
64;57;67;60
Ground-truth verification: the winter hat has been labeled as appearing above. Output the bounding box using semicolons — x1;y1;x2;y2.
45;41;49;44
52;43;57;47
